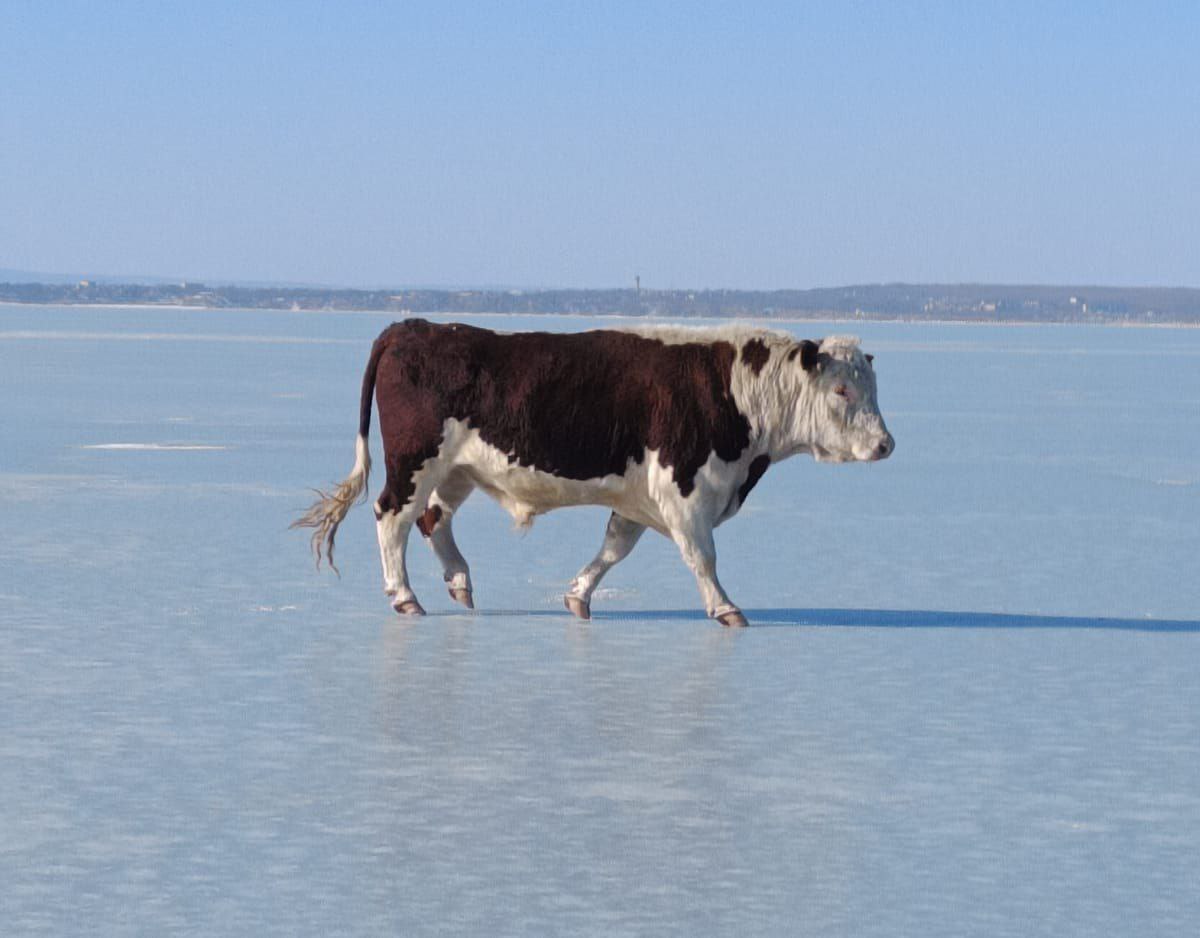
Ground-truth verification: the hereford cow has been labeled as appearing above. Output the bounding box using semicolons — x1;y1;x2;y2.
294;319;893;626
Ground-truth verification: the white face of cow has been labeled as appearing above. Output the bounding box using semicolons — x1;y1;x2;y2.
797;337;894;463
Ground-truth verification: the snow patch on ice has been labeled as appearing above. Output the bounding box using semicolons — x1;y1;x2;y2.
80;443;228;451
0;330;359;345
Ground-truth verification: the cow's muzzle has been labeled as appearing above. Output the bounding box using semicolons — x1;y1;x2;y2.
869;434;895;461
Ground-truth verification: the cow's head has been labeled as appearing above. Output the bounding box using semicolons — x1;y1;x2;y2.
795;336;894;463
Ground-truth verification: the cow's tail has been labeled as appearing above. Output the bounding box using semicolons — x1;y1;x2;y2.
291;336;387;574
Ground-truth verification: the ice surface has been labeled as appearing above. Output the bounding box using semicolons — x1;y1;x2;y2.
2;305;1199;935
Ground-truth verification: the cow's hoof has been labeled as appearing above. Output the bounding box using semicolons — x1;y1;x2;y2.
393;599;426;616
448;587;474;610
564;595;591;621
717;610;749;628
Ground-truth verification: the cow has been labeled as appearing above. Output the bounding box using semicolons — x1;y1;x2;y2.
293;318;893;626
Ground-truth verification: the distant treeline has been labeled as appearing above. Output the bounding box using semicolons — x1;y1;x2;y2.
3;280;1199;324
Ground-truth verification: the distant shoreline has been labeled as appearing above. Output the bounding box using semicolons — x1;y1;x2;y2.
6;277;1200;325
3;298;1199;329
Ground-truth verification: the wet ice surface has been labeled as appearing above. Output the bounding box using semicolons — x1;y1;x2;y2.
3;305;1200;935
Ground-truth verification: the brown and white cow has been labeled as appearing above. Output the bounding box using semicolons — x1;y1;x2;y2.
294;318;893;626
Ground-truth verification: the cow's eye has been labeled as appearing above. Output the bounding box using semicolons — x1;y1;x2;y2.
834;385;850;398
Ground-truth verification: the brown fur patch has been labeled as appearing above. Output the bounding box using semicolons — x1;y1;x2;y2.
415;504;443;537
787;340;821;370
741;338;770;375
369;319;753;511
738;454;770;505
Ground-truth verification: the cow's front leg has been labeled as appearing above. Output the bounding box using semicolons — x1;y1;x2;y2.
565;512;646;620
669;522;747;627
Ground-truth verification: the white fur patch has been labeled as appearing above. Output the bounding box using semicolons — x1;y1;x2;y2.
616;322;798;349
436;416;766;537
442;418;652;527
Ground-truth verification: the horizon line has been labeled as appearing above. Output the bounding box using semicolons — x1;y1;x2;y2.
3;269;1200;294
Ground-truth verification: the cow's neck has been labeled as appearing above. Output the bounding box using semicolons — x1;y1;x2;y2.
737;362;820;463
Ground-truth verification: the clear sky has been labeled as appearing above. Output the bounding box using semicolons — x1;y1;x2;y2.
2;1;1197;289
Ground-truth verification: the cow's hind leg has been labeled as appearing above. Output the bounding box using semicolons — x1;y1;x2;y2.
565;512;646;620
375;457;450;616
417;468;476;610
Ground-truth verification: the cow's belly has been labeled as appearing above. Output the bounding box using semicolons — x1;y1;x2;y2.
444;419;662;528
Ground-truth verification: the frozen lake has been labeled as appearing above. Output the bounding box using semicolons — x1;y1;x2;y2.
2;304;1199;935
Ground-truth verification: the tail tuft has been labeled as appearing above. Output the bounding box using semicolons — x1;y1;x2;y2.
291;435;371;574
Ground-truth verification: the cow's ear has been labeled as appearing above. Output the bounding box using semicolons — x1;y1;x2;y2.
798;340;821;371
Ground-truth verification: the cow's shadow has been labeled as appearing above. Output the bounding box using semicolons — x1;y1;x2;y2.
599;607;1200;632
458;607;1200;632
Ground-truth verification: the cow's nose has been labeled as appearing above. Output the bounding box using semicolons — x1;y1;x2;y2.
873;435;894;460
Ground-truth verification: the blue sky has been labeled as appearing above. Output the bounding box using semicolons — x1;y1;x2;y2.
2;1;1197;288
